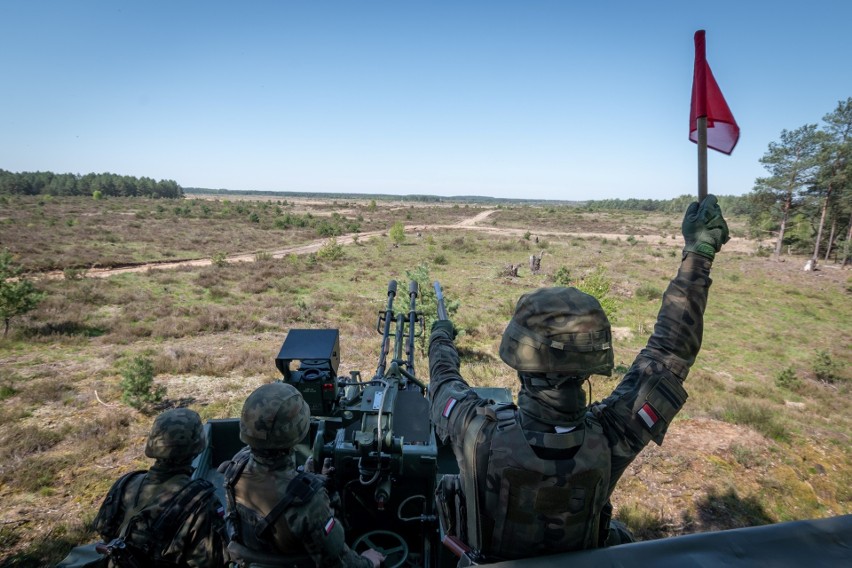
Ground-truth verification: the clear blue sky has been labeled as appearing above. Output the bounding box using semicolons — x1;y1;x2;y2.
2;1;850;201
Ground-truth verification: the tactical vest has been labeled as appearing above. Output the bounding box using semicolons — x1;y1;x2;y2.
461;403;612;560
93;470;217;567
222;450;323;566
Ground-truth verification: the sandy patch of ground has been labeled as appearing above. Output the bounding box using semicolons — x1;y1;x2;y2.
35;209;780;281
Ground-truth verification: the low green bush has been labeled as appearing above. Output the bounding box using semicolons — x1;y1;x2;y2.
635;284;663;301
775;366;802;390
813;350;842;383
574;266;619;319
119;355;165;411
553;266;571;286
317;238;345;261
720;400;789;442
211;252;228;267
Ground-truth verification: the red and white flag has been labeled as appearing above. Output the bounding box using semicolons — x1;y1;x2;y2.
324;517;336;535
637;402;660;430
689;30;739;155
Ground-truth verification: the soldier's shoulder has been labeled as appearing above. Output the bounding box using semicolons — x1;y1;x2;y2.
116;468;148;485
110;469;148;502
283;483;334;533
228;446;253;467
286;473;330;512
290;471;327;502
157;472;196;493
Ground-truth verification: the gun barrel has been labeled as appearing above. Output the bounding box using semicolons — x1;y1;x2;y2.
393;313;405;367
376;279;398;378
406;281;419;375
434;281;448;321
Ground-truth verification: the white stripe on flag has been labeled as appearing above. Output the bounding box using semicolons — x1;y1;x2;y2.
443;398;458;418
324;517;336;535
638;404;658;429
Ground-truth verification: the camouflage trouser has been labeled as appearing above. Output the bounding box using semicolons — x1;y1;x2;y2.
605;520;635;546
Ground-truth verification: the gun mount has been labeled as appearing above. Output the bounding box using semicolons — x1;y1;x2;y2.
280;281;437;567
192;279;511;568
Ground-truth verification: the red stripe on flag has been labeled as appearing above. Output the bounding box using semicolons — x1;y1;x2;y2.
324;517;336;535
443;398;457;418
689;30;739;155
638;402;660;430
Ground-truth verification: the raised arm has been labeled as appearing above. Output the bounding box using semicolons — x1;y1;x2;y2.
428;322;490;463
594;195;729;486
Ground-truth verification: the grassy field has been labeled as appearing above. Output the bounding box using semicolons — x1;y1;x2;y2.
0;194;484;272
0;195;849;565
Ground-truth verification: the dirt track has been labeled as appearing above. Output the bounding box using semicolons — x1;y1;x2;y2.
37;209;758;280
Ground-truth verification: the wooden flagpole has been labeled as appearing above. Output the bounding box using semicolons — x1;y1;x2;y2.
697;115;708;202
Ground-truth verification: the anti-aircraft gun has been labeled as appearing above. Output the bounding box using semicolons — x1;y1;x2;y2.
275;280;438;567
191;279;497;568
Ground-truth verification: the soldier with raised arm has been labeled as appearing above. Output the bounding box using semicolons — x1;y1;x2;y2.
430;196;730;562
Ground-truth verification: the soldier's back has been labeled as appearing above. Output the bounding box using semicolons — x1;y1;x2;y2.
94;465;224;566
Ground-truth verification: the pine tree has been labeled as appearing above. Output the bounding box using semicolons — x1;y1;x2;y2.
0;250;44;336
753;124;822;259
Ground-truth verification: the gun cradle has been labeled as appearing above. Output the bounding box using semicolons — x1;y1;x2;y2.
308;354;439;566
192;282;511;567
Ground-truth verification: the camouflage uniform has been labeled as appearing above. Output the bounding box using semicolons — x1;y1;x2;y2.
429;252;714;561
93;408;227;567
222;382;374;568
225;447;373;568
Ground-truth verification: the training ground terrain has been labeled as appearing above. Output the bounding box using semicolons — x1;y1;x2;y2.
0;194;849;565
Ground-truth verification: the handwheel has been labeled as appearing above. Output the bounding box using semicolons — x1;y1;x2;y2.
353;530;409;568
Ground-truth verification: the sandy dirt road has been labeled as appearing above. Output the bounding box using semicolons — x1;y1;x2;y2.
37;209;757;280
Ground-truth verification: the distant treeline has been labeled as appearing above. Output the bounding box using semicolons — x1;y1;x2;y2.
2;171;750;212
184;187;751;210
585;194;752;215
184;187;444;202
183;187;580;206
0;170;183;199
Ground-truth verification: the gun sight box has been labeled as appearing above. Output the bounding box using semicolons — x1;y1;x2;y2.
276;329;341;416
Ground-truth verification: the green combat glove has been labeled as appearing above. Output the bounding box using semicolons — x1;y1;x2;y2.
431;319;457;340
682;194;730;261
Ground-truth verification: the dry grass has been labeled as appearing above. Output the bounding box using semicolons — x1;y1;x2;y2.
0;197;850;563
0;195;486;272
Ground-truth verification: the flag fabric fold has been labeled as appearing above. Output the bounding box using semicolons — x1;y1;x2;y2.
690;30;739;155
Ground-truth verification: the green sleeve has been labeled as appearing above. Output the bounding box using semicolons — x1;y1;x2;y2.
287;489;373;568
428;328;491;464
595;253;712;489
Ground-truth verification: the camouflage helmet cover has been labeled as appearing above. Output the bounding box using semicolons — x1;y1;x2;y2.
144;407;205;460
240;382;311;450
499;287;614;376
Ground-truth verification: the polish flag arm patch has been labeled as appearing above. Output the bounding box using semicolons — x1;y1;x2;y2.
637;402;660;430
442;397;458;418
324;517;336;536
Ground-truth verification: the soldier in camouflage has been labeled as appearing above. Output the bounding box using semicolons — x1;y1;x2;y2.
220;382;384;568
429;196;730;562
91;407;226;567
